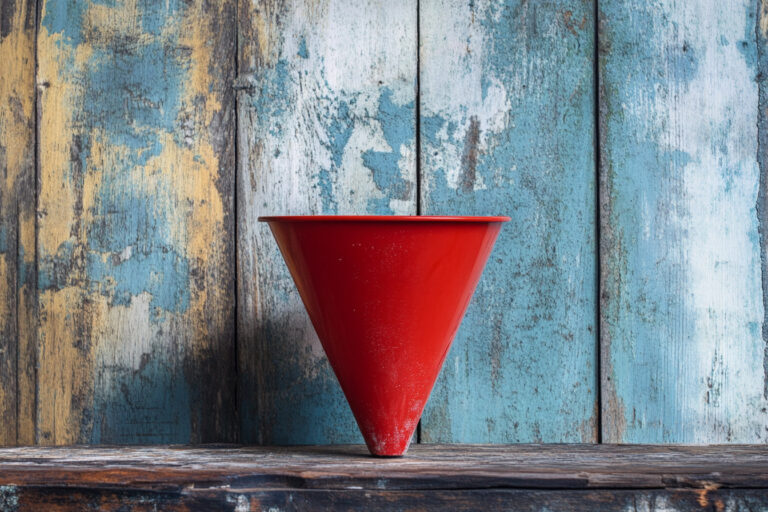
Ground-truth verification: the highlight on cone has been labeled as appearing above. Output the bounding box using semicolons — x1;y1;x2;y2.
258;215;509;456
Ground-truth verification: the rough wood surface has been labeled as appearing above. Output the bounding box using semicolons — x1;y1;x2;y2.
0;445;767;511
419;0;597;443
236;0;417;444
0;0;36;447
35;0;237;444
1;444;767;488
599;0;768;442
5;489;768;512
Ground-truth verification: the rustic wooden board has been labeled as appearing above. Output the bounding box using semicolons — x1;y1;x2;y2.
599;0;768;442
0;445;767;511
35;0;237;444
419;0;597;442
236;0;417;444
2;487;768;512
5;489;768;512
2;444;768;488
0;0;36;446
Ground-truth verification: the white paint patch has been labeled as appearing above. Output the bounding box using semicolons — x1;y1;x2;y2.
117;245;133;263
420;0;513;191
92;292;174;373
234;494;250;512
335;87;400;214
250;0;415;217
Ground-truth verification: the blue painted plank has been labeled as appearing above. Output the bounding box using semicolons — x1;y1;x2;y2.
419;0;598;442
600;0;768;442
36;0;237;443
236;0;417;444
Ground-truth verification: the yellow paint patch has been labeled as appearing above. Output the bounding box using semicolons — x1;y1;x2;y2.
0;0;35;446
37;287;106;444
0;258;11;441
138;132;227;344
36;7;98;443
761;0;768;38
37;26;82;255
0;6;35;192
177;1;232;346
15;287;36;445
244;0;282;67
34;0;235;443
179;5;222;115
16;205;36;444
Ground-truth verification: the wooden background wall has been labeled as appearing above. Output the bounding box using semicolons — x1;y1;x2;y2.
0;0;766;446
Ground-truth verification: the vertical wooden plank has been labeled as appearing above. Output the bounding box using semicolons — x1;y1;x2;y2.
36;0;237;443
600;0;768;442
0;0;36;445
237;0;417;443
420;0;597;442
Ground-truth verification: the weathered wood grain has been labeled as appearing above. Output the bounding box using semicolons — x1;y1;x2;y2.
5;489;768;512
35;0;237;444
236;0;417;444
0;0;36;446
419;0;597;442
1;444;768;488
1;445;768;511
600;0;768;442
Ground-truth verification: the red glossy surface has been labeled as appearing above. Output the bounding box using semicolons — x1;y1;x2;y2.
260;216;508;456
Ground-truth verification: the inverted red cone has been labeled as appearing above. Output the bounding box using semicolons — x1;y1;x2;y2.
259;215;509;456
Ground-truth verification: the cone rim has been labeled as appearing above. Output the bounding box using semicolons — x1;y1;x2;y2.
258;215;510;223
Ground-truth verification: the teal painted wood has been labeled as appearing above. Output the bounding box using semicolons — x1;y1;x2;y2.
419;0;597;442
36;0;237;443
600;0;768;442
236;0;417;443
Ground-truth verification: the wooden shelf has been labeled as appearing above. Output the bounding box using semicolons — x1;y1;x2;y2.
0;444;766;510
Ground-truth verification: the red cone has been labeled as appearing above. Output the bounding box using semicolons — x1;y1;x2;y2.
259;216;508;456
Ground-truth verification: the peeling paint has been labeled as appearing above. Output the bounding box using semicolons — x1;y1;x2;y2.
362;88;415;213
36;0;236;444
0;0;36;446
420;0;597;443
236;0;417;444
600;0;768;442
